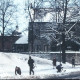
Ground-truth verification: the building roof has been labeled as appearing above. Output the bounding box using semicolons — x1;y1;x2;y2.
15;35;28;44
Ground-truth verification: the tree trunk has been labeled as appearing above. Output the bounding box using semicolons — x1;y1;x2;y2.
62;33;66;63
63;0;67;24
2;13;5;52
61;0;67;63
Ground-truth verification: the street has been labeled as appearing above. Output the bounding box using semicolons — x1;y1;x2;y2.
65;75;80;79
45;71;80;79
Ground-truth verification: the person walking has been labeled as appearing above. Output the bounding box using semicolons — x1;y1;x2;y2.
28;56;34;75
72;57;75;68
52;57;56;67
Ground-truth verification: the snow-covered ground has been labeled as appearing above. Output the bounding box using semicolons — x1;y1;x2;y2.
0;52;80;79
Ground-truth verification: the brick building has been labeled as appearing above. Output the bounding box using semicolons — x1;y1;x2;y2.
0;36;20;52
28;22;80;52
28;22;57;52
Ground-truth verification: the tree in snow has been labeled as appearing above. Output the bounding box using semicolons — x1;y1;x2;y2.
25;0;80;63
0;0;17;51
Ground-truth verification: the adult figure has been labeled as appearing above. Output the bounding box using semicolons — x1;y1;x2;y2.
52;57;56;67
28;56;34;75
15;66;21;75
72;57;75;67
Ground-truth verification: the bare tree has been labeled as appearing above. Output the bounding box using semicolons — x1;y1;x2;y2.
26;0;80;62
0;0;17;51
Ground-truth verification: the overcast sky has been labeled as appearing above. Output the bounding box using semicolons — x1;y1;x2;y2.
13;0;28;33
12;0;80;35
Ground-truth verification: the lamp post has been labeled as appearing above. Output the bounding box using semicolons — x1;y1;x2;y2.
2;9;5;52
31;22;34;52
60;42;62;64
61;32;66;63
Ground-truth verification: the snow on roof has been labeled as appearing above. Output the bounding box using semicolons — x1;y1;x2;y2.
15;35;28;44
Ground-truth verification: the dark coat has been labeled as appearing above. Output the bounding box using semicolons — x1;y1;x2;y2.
56;64;63;72
72;58;75;65
28;58;34;68
15;67;21;75
53;58;56;66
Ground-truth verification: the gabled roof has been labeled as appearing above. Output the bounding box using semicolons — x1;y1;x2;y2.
15;35;28;44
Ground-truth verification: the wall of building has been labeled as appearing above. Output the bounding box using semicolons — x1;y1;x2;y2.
13;44;28;52
0;36;20;52
28;22;57;52
28;22;80;52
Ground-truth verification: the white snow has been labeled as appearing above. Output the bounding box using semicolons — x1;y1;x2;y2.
0;52;80;79
15;35;28;44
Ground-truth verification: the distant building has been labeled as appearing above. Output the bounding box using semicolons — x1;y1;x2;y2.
28;22;57;52
28;22;80;52
13;35;28;52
